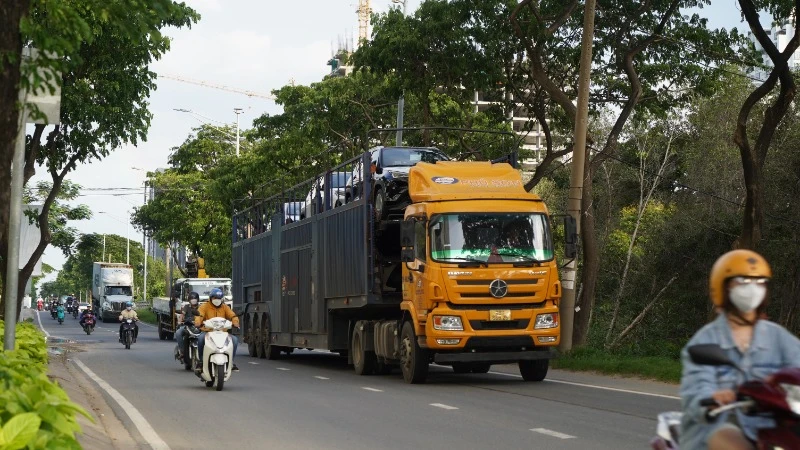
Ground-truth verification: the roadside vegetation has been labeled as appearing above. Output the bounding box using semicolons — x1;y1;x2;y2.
0;320;90;448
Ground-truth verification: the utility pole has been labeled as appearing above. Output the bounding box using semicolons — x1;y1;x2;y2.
165;245;172;297
559;0;596;353
143;181;148;303
234;108;243;157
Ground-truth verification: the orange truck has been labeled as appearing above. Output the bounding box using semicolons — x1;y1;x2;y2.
234;150;576;383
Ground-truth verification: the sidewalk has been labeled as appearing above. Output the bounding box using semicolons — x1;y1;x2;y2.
22;309;140;449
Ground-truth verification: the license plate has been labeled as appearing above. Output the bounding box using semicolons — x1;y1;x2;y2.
489;309;511;321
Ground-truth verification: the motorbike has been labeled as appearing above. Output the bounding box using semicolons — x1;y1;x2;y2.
175;322;200;371
120;319;137;349
650;344;800;449
72;307;79;319
192;317;234;391
51;307;58;319
81;314;96;335
56;308;65;325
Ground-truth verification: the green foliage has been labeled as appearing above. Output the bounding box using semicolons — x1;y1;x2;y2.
0;321;90;449
552;347;681;383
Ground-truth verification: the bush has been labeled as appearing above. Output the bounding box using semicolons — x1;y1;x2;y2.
0;321;90;449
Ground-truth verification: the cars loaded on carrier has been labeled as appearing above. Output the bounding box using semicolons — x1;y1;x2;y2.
344;146;449;220
300;171;349;219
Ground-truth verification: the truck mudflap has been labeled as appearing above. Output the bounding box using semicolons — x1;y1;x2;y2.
433;348;556;365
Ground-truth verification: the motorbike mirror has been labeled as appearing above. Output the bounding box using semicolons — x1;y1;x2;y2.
688;344;738;368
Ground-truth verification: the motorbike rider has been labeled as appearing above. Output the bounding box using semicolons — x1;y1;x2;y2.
680;250;800;450
175;291;202;361
118;302;139;343
79;308;95;328
194;288;240;371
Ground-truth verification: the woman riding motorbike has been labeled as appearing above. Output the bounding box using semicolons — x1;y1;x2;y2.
679;250;800;450
175;292;202;363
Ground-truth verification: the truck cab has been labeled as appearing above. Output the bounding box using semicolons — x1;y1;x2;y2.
395;161;561;382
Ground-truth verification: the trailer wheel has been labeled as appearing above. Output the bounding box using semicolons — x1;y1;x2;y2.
247;316;257;357
400;322;428;384
518;359;549;382
264;316;282;360
352;327;375;375
254;315;265;359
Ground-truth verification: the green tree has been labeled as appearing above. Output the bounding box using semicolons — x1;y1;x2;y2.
0;0;199;320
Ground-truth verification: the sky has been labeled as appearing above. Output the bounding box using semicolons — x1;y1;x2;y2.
31;0;751;289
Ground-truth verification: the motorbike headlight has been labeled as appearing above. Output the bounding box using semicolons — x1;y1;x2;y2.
781;383;800;415
433;315;463;331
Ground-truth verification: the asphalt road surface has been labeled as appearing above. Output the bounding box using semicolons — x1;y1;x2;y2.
36;311;680;450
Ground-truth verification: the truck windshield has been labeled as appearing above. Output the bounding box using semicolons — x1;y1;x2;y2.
105;286;132;296
188;284;232;298
430;213;553;263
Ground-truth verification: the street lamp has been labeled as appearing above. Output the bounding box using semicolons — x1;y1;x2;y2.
234;108;243;157
98;211;130;265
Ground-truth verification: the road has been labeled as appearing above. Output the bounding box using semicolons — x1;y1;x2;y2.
36;311;680;450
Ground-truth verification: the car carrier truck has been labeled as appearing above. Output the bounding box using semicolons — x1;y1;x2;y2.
233;150;575;383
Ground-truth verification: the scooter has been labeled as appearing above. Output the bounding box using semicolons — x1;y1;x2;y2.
192;318;234;391
120;319;137;349
51;307;58;319
72;307;78;319
81;314;96;335
56;308;65;325
650;344;800;449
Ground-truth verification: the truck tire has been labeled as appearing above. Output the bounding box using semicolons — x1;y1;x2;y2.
352;327;375;375
247;316;257;357
518;359;549;382
158;319;166;340
263;317;282;360
400;321;428;384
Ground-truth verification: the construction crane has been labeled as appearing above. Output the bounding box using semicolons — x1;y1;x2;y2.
357;0;371;44
159;73;276;101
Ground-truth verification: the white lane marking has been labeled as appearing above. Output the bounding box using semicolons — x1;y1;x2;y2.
314;376;330;380
362;387;383;392
35;311;51;338
430;403;459;410
72;359;170;450
531;428;576;439
487;371;680;400
248;362;259;365
276;367;291;371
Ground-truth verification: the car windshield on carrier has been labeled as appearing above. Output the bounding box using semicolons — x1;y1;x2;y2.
381;148;449;167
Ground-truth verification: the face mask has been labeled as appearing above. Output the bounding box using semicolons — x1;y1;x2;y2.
211;298;222;307
729;284;767;313
190;300;198;306
126;306;132;311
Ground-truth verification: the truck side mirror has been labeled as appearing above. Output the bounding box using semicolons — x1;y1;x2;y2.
400;219;415;248
564;215;578;259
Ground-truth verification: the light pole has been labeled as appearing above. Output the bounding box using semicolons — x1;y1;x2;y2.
98;211;130;265
132;167;148;302
391;0;408;146
234;108;243;157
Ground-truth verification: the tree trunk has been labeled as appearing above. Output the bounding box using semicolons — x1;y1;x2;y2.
572;163;597;346
0;1;32;319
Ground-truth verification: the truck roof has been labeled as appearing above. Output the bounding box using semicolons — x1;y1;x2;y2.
408;161;541;203
94;262;132;268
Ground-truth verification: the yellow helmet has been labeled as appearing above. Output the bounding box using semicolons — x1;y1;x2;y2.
709;249;772;306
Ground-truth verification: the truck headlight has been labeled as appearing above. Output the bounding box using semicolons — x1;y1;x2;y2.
782;384;800;415
433;315;463;331
535;313;559;329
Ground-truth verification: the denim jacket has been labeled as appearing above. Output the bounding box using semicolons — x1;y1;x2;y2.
679;314;800;449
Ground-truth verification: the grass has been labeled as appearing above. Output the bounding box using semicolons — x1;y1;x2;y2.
551;347;682;384
136;308;157;325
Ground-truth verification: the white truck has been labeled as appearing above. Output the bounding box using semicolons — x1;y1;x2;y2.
152;277;233;340
92;262;135;322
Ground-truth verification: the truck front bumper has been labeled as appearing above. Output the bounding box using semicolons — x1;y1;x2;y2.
433;347;556;365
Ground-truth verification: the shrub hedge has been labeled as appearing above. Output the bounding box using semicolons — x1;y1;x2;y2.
0;321;90;450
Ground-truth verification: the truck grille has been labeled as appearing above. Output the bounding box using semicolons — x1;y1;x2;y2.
451;278;544;301
447;302;546;311
470;319;529;330
109;302;127;312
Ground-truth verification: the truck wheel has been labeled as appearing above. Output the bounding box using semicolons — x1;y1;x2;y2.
518;359;549;382
352;327;375;375
400;321;428;384
264;317;282;360
247;317;257;357
158;320;166;340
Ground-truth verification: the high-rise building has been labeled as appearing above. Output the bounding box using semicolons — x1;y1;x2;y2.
748;18;800;81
